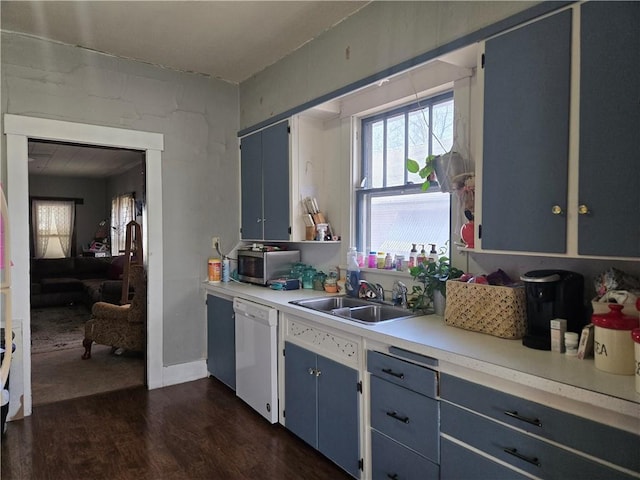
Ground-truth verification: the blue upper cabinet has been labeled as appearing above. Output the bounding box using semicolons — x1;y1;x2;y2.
578;2;640;257
240;120;291;241
481;4;639;259
481;10;572;254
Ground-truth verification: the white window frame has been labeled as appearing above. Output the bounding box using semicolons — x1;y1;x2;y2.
356;92;454;257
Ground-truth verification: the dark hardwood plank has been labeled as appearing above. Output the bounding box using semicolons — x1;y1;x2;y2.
1;378;353;479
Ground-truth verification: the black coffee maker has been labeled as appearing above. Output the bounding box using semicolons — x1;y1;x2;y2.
520;270;585;350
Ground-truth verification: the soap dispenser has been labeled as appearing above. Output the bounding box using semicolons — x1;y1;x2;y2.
417;244;427;265
428;244;438;263
409;244;418;268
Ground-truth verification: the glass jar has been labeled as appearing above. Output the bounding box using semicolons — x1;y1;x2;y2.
301;268;316;289
313;271;327;291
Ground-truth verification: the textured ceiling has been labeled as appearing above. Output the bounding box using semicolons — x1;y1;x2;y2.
1;1;368;84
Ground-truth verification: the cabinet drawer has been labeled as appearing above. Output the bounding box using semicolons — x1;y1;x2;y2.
371;430;438;480
370;375;439;462
441;402;636;479
441;437;528;480
440;374;640;473
367;350;437;398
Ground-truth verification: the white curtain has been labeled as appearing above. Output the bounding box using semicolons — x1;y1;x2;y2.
32;200;75;258
111;193;135;255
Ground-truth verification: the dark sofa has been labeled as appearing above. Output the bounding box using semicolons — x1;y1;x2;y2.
30;256;126;308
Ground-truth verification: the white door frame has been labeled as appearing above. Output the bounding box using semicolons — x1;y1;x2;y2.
4;114;164;419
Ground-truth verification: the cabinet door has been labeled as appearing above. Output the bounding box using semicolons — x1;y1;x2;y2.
317;354;360;478
578;2;640;257
262;121;290;241
206;295;235;390
284;341;317;448
481;10;572;253
240;130;264;240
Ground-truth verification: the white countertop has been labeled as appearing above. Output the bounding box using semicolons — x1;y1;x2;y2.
203;281;640;422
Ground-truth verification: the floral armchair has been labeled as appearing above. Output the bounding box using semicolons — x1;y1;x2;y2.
81;264;146;360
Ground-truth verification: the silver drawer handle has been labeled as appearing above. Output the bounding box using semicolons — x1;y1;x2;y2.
381;368;405;379
386;410;410;424
503;447;541;467
504;410;542;427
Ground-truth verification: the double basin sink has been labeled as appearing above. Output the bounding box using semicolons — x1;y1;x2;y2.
289;295;417;325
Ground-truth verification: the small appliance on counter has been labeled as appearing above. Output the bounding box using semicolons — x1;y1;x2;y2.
520;270;585;351
237;247;300;286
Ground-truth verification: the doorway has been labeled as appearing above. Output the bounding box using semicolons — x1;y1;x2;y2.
28;140;146;405
5;114;164;419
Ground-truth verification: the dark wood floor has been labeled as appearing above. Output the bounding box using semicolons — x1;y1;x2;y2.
1;377;353;480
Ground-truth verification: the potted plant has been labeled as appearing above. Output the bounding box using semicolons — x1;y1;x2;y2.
408;251;464;315
407;154;438;191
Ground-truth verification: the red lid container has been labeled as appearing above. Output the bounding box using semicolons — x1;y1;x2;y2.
632;328;640;344
592;304;639;330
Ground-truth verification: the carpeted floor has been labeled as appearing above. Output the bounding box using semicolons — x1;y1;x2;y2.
30;304;145;406
30;304;91;354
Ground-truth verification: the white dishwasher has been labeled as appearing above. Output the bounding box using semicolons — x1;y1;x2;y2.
233;298;278;424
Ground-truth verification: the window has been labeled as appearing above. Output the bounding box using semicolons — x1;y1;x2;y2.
111;193;135;256
31;199;76;259
357;92;453;258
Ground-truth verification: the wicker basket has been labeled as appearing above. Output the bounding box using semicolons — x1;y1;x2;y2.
444;280;527;339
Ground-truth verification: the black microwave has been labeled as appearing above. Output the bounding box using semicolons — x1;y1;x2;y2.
237;249;300;285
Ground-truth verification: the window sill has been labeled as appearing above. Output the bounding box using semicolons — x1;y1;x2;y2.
360;267;413;279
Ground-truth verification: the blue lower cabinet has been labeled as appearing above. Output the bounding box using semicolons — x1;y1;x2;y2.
206;295;235;390
371;430;439;480
284;341;360;478
441;401;637;480
440;437;528;480
370;375;439;463
367;350;440;478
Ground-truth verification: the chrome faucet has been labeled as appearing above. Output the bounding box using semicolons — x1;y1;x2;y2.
392;280;408;309
358;280;384;301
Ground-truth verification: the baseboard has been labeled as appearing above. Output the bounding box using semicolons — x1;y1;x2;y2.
158;359;208;389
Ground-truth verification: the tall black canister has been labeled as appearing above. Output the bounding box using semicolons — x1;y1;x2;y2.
520;270;585;350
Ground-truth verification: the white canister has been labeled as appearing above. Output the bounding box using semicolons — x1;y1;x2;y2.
632;329;640;394
592;304;639;375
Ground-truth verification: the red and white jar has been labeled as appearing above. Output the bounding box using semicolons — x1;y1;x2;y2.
592;304;639;375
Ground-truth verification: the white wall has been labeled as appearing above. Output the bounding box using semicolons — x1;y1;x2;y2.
1;32;240;366
239;1;537;130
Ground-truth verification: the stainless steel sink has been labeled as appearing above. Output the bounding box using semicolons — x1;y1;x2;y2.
289;296;417;324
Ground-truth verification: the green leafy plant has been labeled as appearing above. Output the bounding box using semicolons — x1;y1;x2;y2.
408;252;464;313
406;154;437;191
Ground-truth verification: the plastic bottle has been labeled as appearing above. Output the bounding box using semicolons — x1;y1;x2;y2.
345;247;361;298
409;244;418;268
367;251;377;269
384;252;393;269
208;257;221;283
221;256;230;282
377;252;386;269
428;244;438;263
417;244;427;265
